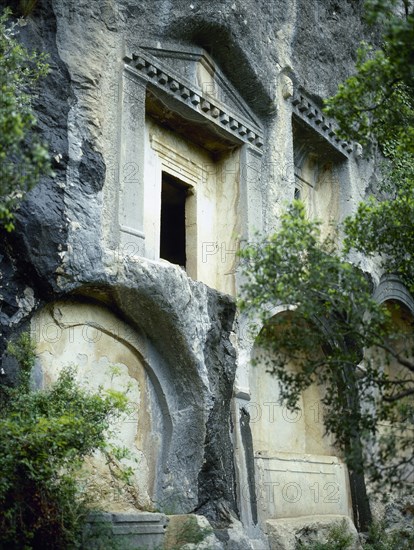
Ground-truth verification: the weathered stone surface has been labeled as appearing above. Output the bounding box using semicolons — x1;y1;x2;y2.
0;0;374;322
0;0;374;330
369;495;414;546
29;259;238;516
0;0;71;352
266;515;358;550
165;514;224;550
0;1;396;548
78;139;106;195
292;0;371;99
1;0;241;515
215;515;264;550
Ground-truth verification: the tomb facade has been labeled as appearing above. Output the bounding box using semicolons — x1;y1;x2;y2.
0;1;411;548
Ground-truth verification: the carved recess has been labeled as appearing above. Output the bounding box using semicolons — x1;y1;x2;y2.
123;49;264;152
291;91;354;157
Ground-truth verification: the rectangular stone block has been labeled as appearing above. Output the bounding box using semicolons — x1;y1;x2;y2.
84;512;169;550
255;452;353;523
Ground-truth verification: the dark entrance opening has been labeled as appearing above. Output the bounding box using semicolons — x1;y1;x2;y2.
160;172;188;267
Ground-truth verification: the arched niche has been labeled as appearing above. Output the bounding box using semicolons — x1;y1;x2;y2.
369;280;414;487
378;300;413;487
374;274;414;314
248;310;352;525
292;114;344;241
373;276;414;401
384;299;414;371
31;300;170;513
298;153;339;237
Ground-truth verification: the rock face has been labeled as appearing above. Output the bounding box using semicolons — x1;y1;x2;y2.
266;515;358;550
0;0;71;352
0;0;404;547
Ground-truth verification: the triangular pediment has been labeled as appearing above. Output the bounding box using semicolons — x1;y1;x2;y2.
124;40;264;152
140;42;261;130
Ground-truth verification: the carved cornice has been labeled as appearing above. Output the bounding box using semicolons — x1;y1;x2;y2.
123;49;264;152
291;91;354;157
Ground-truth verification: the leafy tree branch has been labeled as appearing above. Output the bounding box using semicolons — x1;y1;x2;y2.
0;8;51;231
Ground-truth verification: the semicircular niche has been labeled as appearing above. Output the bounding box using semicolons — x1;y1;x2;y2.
366;298;414;487
31;300;167;512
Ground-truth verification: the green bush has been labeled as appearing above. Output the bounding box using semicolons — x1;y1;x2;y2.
0;334;128;549
363;520;414;550
295;519;355;550
296;518;414;549
168;516;213;549
0;8;51;231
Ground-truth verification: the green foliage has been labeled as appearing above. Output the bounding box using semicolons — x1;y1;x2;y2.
325;1;414;294
82;516;149;550
0;8;51;231
6;331;36;392
363;520;414;549
239;202;414;492
240;0;414;496
296;518;414;549
324;0;414;154
83;515;212;550
296;519;355;550
167;516;213;549
344;189;414;294
0;334;129;549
